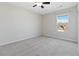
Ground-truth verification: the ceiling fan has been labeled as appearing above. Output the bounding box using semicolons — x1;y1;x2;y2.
33;2;50;8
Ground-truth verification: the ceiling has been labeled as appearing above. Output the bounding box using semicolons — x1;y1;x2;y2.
8;2;77;15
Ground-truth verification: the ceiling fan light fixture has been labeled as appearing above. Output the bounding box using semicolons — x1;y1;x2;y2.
33;2;50;8
35;2;42;7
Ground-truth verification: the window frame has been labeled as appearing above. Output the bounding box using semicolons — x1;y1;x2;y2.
56;13;70;32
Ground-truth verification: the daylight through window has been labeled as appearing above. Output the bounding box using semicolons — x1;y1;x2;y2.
57;15;69;32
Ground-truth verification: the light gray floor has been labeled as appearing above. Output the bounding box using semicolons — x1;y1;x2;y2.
0;37;78;56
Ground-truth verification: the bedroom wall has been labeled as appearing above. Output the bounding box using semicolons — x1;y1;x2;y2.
0;3;77;46
0;3;42;46
42;6;77;42
77;3;79;52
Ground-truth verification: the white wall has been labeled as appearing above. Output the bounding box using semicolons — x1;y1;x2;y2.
0;3;42;46
0;3;77;46
77;3;79;52
43;6;77;42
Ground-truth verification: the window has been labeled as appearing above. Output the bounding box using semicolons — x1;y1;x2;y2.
57;15;69;32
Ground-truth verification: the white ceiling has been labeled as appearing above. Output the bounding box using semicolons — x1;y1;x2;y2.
8;2;77;15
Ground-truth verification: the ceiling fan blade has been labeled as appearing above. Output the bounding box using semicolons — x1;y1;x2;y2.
33;4;37;7
41;5;44;8
43;2;50;4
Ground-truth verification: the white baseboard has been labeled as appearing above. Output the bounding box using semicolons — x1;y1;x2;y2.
0;35;77;46
42;35;78;44
0;35;41;46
